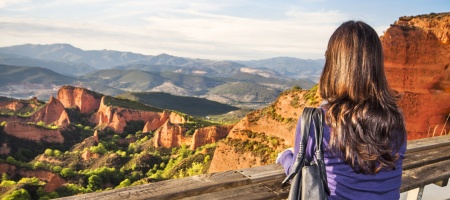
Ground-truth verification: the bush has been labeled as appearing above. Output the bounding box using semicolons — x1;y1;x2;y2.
60;168;76;178
116;179;131;188
2;189;31;200
44;149;54;156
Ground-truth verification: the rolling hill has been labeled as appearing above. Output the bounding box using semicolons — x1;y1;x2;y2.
119;92;239;116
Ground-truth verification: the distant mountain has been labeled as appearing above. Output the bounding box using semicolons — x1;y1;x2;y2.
116;53;245;77
81;69;225;96
0;44;324;81
0;43;323;107
0;64;77;86
0;43;149;69
0;53;95;76
234;57;324;81
119;92;239;116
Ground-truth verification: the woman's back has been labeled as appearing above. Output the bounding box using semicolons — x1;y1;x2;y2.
277;20;407;199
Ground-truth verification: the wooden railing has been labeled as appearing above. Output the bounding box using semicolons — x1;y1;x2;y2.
59;134;450;200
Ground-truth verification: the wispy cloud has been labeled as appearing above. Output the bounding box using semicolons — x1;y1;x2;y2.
1;0;447;60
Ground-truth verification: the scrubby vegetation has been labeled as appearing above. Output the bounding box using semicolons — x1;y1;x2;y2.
223;130;286;163
0;122;218;199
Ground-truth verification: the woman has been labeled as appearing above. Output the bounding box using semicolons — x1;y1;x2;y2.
277;20;407;199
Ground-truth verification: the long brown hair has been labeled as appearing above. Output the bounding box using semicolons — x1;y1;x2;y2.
319;21;406;174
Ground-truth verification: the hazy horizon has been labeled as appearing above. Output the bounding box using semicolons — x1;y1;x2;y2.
1;0;449;60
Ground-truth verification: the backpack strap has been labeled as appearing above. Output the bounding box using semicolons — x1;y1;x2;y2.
311;108;331;195
281;107;315;186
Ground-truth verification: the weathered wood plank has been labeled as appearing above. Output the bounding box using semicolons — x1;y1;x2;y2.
238;163;285;183
406;134;450;153
181;180;289;200
57;135;450;200
403;144;450;170
59;170;251;200
401;159;450;192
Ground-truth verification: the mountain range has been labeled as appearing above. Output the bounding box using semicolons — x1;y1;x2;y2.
0;43;323;107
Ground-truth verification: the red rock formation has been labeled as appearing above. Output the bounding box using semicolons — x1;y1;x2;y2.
0;163;66;192
31;96;70;126
0;163;16;174
0;97;40;111
0;96;69;127
18;169;67;192
3;122;64;143
90;96;165;133
190;125;233;150
143;111;170;132
382;13;450;139
57;85;103;114
153;120;187;148
81;150;100;161
0;143;10;155
209;90;319;173
169;112;186;124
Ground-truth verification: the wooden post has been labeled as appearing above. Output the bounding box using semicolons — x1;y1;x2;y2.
406;186;424;200
434;178;449;187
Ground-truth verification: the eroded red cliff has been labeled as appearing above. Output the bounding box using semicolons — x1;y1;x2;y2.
153;120;187;148
57;85;103;114
209;89;319;172
190;125;233;150
3;122;64;143
90;96;165;133
382;12;450;139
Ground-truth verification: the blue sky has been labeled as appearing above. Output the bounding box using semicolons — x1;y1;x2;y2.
0;0;448;60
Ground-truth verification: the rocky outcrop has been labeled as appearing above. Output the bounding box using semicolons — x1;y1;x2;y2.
169;112;186;124
81;150;100;161
3;122;64;143
0;96;69;127
90;96;164;133
382;12;450;139
0;143;10;155
0;162;16;174
190;125;233;150
142;111;170;132
31;96;70;126
0;97;41;111
153;120;187;148
57;85;103;114
0;163;66;192
18;169;67;192
209;90;319;172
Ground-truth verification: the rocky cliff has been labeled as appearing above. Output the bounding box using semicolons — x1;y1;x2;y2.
31;96;70;126
0;163;66;192
89;96;163;133
190;125;233;150
209;89;320;172
382;12;450;139
57;85;103;114
153;120;187;148
3;122;64;143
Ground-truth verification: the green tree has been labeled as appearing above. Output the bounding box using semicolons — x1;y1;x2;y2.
33;161;47;170
52;166;62;173
2;189;31;200
116;179;131;188
60;168;76;178
44;149;54;156
37;121;46;127
1;173;9;181
54;150;62;157
87;175;102;191
90;143;107;154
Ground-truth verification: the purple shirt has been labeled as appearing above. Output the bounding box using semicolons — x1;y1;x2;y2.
276;109;406;200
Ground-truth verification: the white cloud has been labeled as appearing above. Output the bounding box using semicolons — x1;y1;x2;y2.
0;1;351;60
